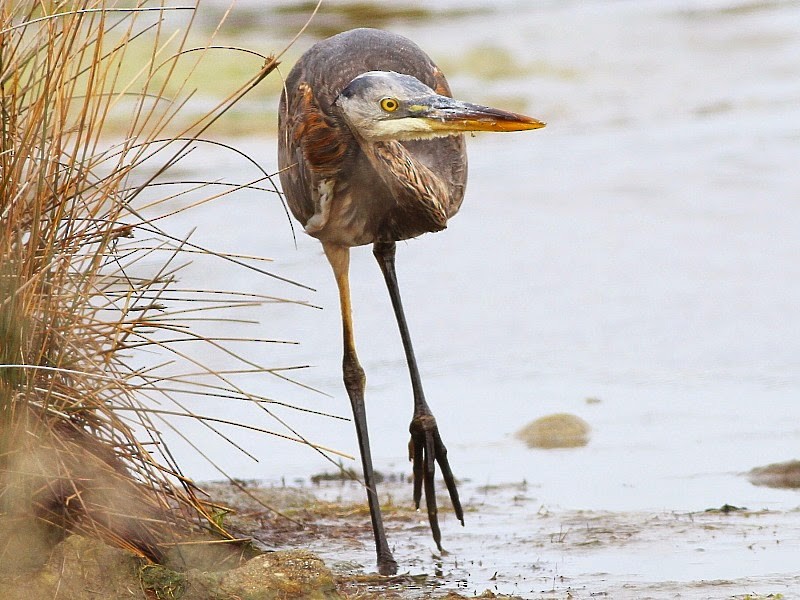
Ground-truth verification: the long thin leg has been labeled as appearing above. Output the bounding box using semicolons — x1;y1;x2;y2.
322;242;398;576
372;241;464;552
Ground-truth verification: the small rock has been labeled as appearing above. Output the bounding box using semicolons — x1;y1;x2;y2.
748;460;800;489
515;413;590;449
213;549;341;600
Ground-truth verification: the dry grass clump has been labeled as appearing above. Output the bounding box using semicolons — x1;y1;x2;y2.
0;0;317;568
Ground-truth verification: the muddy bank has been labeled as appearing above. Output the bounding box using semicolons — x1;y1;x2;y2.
4;477;798;599
0;479;507;600
0;534;341;600
205;477;800;599
0;533;469;600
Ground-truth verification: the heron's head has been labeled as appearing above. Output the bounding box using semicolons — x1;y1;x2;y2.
334;71;545;141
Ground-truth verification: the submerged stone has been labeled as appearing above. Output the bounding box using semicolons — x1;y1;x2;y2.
515;413;590;449
748;459;800;489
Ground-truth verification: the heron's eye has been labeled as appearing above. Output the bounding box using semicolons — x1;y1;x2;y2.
380;97;399;112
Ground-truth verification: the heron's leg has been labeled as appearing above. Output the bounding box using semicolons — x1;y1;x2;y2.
372;240;464;552
322;242;398;576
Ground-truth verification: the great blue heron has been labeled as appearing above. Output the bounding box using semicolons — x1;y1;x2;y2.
278;28;544;574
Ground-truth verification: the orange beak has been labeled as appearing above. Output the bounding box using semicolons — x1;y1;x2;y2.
412;95;546;133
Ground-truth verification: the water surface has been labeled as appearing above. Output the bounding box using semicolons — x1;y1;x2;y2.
140;1;800;595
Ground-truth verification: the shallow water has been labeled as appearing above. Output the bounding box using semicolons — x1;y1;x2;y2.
136;0;800;595
278;479;800;599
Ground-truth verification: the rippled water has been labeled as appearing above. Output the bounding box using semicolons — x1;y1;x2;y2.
140;0;799;594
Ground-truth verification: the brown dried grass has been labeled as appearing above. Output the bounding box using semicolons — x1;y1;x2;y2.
0;0;329;566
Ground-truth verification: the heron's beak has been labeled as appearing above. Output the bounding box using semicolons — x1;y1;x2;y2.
412;96;546;133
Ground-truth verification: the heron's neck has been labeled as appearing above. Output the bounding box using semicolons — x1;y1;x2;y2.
362;140;449;236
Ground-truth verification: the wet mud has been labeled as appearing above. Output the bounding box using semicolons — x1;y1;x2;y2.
206;478;800;599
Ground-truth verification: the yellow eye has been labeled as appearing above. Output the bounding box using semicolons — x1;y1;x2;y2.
380;97;399;112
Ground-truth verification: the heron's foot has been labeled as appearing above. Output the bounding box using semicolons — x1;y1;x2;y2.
408;413;464;551
377;552;398;576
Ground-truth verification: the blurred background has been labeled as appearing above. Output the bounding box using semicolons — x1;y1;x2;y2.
151;0;799;515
